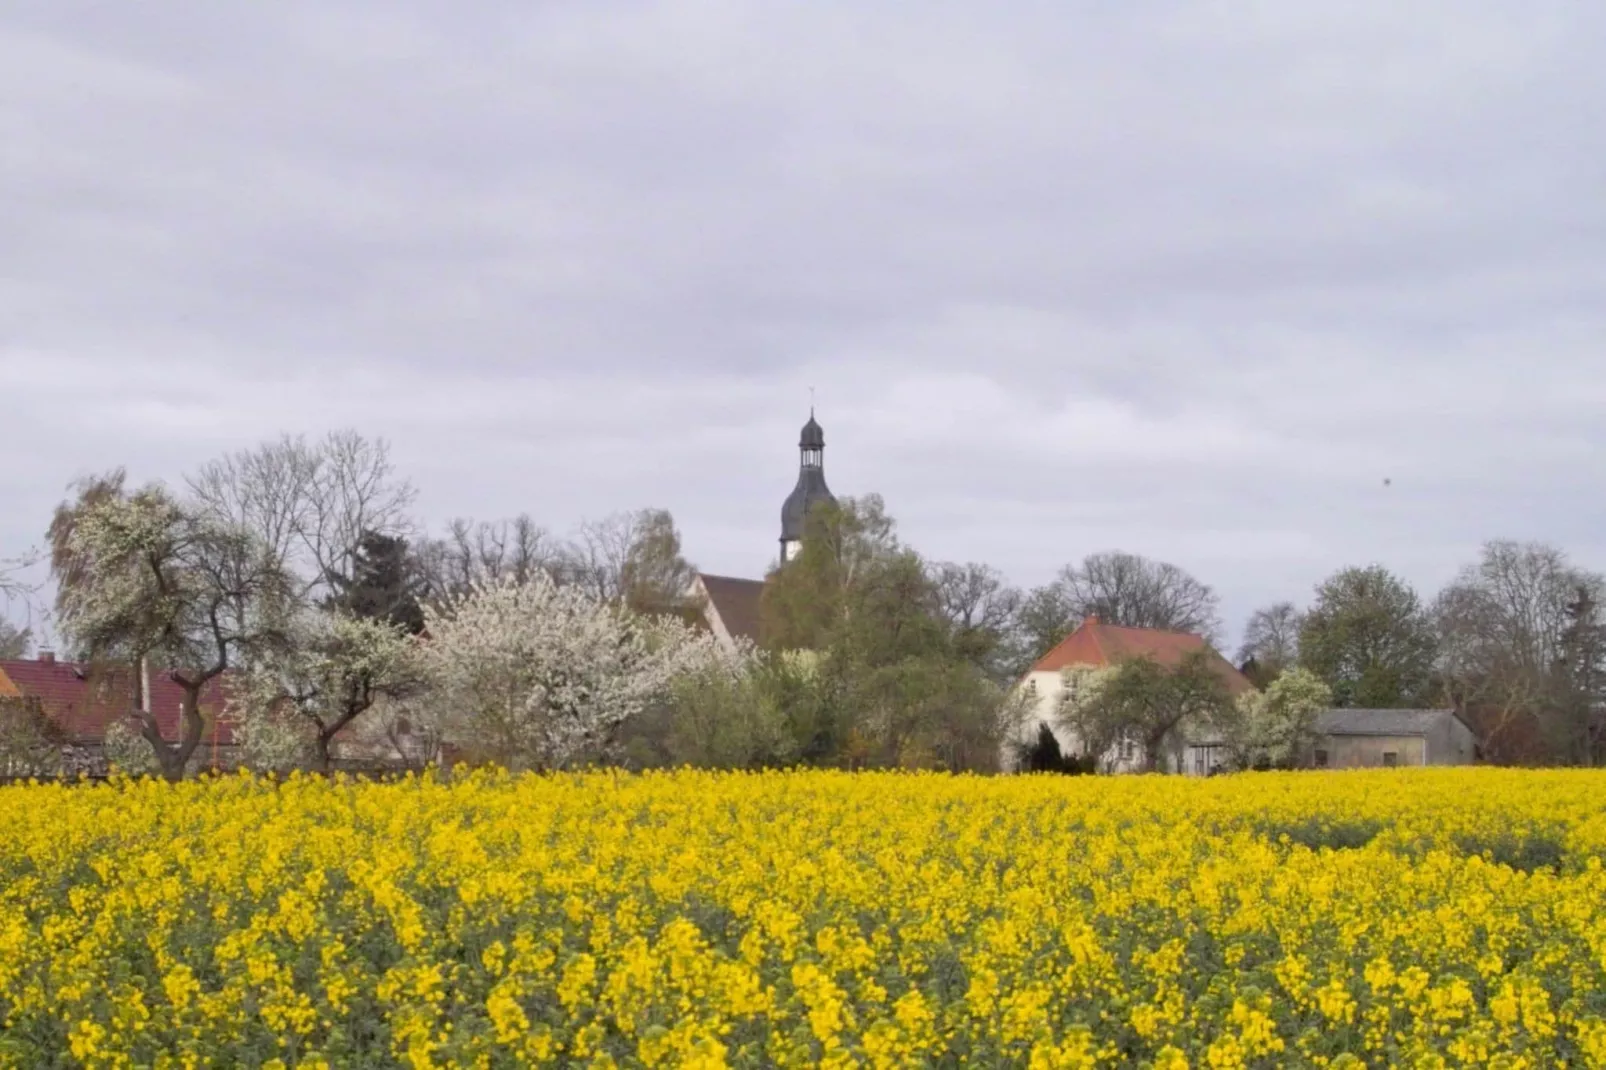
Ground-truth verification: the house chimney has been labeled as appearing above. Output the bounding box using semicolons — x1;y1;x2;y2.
37;650;54;665
140;656;151;714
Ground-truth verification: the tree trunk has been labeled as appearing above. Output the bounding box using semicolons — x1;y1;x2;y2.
156;686;208;782
312;730;334;774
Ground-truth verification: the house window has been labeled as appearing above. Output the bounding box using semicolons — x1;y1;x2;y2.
1314;749;1329;769
1382;751;1398;768
1118;736;1136;762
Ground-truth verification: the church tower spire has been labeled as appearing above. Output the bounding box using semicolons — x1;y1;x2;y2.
779;408;835;563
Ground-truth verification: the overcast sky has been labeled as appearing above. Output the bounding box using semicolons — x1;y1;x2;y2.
3;0;1604;646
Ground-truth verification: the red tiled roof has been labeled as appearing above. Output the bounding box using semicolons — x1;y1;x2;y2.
0;657;237;744
1030;618;1253;695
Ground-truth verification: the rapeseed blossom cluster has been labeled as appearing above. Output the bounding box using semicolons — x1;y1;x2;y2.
1;768;1605;1067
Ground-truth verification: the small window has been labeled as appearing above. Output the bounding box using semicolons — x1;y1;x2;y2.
1382;751;1398;768
1314;749;1329;768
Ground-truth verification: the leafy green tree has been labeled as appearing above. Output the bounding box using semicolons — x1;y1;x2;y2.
1556;583;1606;765
1013;582;1079;671
758;495;900;652
1059;651;1235;772
757;496;1020;771
617;509;701;620
1299;565;1436;709
0;697;67;775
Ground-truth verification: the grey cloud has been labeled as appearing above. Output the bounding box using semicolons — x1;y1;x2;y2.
2;0;1604;641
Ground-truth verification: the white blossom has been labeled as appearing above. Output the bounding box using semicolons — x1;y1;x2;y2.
230;610;421;769
418;575;739;770
101;720;160;775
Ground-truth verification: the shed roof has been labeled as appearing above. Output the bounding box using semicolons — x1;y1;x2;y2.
1315;708;1462;737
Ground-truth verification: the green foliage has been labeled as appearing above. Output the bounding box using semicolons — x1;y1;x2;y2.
1013;722;1095;775
1061;651;1236;772
325;531;426;635
623;653;812;771
618;509;701;620
753;496;1019;772
0;620;29;660
1014;584;1079;673
1299;565;1436;709
0;697;67;776
1556;583;1606;764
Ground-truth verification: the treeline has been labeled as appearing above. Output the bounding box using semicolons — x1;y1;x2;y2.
5;428;1604;777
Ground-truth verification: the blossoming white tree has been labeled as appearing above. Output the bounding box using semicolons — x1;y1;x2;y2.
1225;667;1333;770
417;575;738;770
229;611;423;772
51;475;295;781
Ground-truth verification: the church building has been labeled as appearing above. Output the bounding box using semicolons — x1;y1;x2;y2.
692;411;837;653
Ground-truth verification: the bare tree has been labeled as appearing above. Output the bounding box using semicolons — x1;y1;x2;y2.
929;561;1024;680
415;515;561;599
187;430;417;604
1042;551;1223;646
561;511;641;605
1237;602;1304;685
1434;540;1601;763
558;509;700;617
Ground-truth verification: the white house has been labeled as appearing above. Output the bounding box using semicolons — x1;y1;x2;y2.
1011;616;1255;774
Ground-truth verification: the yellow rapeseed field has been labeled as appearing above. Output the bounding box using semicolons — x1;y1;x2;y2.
2;769;1605;1068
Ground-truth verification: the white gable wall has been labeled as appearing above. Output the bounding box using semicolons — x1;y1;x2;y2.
1007;668;1147;774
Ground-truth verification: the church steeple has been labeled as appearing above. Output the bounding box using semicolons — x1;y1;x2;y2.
780;408;835;563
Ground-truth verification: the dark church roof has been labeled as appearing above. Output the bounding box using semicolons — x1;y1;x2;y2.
697;574;766;644
781;470;834;542
800;413;825;449
782;413;835;543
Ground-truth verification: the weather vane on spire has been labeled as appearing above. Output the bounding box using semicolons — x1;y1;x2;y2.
809;386;815;415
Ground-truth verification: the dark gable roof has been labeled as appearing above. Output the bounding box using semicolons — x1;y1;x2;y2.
698;573;766;645
0;658;236;744
1315;708;1462;737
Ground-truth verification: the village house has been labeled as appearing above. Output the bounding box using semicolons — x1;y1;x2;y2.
1012;617;1254;774
0;652;238;774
